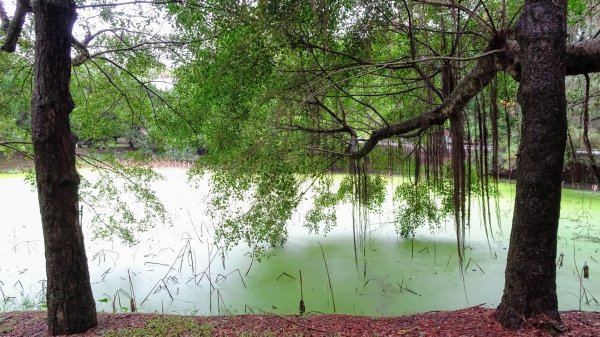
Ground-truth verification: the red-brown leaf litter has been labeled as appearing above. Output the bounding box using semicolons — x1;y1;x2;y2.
1;307;600;336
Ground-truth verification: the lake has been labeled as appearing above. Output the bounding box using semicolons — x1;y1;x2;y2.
1;168;599;316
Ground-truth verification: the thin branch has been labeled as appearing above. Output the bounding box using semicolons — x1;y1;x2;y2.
418;0;495;34
305;147;351;157
77;0;183;9
384;49;505;68
0;141;32;146
479;1;497;33
97;56;200;133
0;141;34;160
403;0;445;101
307;49;505;100
88;58;138;117
350;40;502;159
307;46;389;127
285;125;351;135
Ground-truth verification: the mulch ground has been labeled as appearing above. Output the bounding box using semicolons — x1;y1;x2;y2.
1;307;600;337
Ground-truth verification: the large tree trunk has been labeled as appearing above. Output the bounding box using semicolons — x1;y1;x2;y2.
31;0;97;334
495;0;567;329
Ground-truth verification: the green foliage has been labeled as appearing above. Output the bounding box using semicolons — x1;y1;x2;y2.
305;173;386;234
0;54;33;154
200;166;300;259
78;159;169;245
70;59;160;150
568;0;589;26
394;179;454;237
305;176;344;234
168;0;506;252
103;316;213;337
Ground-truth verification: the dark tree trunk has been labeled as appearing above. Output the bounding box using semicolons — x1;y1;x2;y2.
30;0;97;334
495;0;567;330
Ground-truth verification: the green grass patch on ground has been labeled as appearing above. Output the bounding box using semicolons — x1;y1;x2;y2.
103;316;214;337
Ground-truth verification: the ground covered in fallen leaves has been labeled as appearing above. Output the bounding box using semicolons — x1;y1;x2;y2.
1;307;600;336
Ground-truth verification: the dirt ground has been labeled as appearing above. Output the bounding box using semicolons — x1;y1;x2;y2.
1;307;600;337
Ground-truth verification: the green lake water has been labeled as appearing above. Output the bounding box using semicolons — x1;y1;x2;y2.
1;169;599;316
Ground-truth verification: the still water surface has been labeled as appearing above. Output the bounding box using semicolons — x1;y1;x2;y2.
1;169;599;315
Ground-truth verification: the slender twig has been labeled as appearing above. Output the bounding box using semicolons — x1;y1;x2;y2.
318;241;336;312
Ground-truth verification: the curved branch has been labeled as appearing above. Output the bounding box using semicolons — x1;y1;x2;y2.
345;35;600;159
0;141;34;160
97;56;200;133
351;42;502;159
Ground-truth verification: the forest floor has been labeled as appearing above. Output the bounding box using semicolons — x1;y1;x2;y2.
1;307;600;337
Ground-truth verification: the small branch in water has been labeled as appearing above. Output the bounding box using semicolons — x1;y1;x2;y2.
402;286;421;296
144;261;170;267
161;280;173;300
215;269;246;288
397;278;421;296
141;242;189;305
464;258;485;274
216;289;226;315
276;272;296;280
246;251;254;276
318;241;337;313
128;269;137;312
100;268;111;281
299;269;305;315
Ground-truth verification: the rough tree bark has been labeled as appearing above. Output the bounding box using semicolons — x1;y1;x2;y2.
495;0;567;329
30;0;97;334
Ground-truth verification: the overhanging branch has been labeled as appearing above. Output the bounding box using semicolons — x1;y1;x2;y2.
346;36;600;159
566;38;600;75
350;39;504;159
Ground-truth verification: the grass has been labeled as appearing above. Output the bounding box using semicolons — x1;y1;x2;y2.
100;316;321;337
103;316;213;337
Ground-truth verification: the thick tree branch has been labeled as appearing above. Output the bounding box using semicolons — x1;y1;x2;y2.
350;38;509;159
501;37;600;76
1;0;32;52
71;36;91;66
345;36;600;159
566;38;600;75
0;0;9;31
